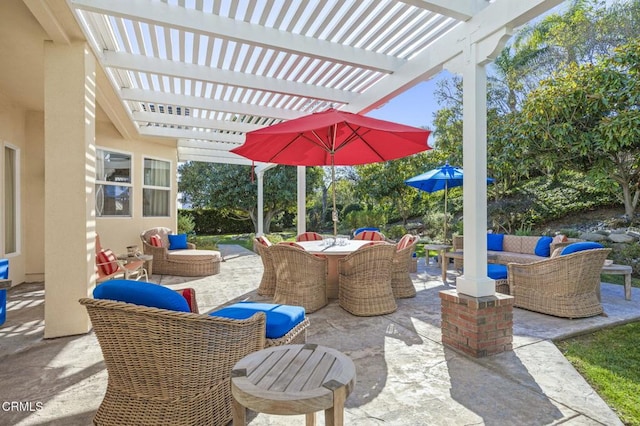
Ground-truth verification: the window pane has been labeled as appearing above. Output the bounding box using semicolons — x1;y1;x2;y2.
143;188;170;217
144;158;170;187
97;149;131;183
96;184;130;217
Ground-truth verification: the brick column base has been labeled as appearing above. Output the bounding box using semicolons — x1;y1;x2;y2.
439;289;514;358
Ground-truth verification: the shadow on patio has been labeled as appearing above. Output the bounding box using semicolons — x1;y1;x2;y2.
0;245;635;425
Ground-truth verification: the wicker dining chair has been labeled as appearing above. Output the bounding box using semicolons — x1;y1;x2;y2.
338;243;397;316
391;234;419;298
253;236;276;296
507;247;611;318
79;297;266;426
269;243;328;313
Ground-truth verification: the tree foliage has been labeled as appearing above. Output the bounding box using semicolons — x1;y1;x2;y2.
178;162;323;233
517;40;640;216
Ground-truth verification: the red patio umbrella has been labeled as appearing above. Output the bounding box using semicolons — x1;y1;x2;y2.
231;108;431;235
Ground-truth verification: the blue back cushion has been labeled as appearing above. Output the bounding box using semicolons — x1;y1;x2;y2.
487;264;508;280
487;234;504;251
93;279;190;312
211;302;305;339
168;234;188;250
534;236;554;257
560;241;604;256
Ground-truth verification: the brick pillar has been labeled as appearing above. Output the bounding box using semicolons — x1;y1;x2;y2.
439;289;514;357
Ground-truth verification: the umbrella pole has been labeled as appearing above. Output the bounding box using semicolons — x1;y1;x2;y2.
443;182;448;244
332;157;338;237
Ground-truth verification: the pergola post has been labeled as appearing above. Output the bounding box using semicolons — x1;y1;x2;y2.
257;170;264;236
297;166;306;236
439;28;515;358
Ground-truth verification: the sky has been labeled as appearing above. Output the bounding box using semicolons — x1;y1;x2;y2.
365;73;450;130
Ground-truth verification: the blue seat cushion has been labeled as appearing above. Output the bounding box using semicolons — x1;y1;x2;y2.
487;264;508;280
210;302;305;339
560;241;604;256
93;279;191;312
534;236;554;257
487;233;504;251
168;233;188;250
0;258;8;279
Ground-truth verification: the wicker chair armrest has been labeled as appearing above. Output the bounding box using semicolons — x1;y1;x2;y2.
187;242;196;250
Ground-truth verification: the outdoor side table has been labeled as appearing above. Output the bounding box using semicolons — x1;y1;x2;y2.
231;343;356;426
601;263;633;300
423;243;452;267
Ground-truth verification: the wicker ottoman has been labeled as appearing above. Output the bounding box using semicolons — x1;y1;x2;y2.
165;249;222;276
210;302;309;348
488;264;510;295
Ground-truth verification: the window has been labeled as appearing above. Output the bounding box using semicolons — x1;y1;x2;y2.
143;157;170;217
4;145;19;255
96;149;132;217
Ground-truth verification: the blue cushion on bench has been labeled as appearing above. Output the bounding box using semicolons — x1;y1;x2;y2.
487;233;504;251
534;236;554;257
210;302;305;339
93;280;191;312
487;264;508;280
560;242;604;256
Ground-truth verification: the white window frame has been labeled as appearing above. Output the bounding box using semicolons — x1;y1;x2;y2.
95;147;133;218
3;142;21;257
142;156;172;218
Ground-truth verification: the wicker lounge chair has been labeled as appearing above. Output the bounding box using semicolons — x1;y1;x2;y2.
140;227;221;276
507;248;611;318
270;243;328;313
254;236;276;296
338;243;397;316
80;297;266;426
391;234;419;298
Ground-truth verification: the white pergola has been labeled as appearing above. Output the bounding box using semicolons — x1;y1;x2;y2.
50;0;562;297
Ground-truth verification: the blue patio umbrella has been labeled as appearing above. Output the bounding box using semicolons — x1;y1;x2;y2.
405;162;494;242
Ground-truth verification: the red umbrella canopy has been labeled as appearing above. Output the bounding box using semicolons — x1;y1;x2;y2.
231;109;431;166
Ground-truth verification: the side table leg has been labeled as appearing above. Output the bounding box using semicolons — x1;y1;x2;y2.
325;386;347;426
232;399;246;425
305;412;316;426
625;272;631;301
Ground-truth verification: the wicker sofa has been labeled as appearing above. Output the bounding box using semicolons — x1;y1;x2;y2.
140;227;221;276
507;247;611;318
452;234;583;265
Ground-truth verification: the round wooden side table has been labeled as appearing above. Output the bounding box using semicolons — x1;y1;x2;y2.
231;343;356;425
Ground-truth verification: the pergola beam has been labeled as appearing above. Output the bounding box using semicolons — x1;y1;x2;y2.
131;111;264;133
397;0;487;21
102;52;357;105
121;88;302;121
70;0;404;73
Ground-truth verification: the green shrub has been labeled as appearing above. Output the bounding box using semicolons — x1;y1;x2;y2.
177;211;196;236
387;225;407;240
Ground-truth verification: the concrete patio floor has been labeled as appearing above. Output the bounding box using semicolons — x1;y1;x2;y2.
1;245;639;425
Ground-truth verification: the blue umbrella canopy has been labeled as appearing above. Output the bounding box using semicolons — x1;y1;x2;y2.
405;162;494;242
404;162;494;193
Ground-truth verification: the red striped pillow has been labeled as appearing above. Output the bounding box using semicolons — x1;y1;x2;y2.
149;234;163;247
398;235;414;250
179;288;198;313
97;249;119;276
295;232;323;242
256;236;272;246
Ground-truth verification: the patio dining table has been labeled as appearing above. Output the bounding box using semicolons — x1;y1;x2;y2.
296;239;372;298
